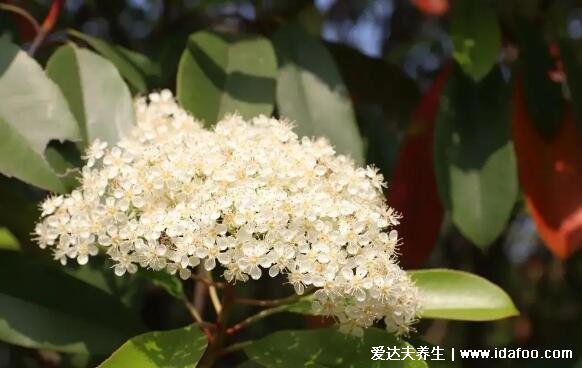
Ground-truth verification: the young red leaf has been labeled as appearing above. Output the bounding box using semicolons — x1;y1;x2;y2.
388;67;450;268
513;80;582;259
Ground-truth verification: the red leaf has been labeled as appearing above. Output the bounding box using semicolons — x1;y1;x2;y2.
411;0;449;16
389;67;450;268
512;80;582;259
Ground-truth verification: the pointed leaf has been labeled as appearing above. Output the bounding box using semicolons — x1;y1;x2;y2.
0;251;144;354
410;269;518;320
388;67;450;268
0;227;19;251
46;44;134;146
512;80;582;258
244;327;427;368
0;176;39;245
450;0;501;81
177;31;277;124
434;66;518;247
273;24;365;164
69;30;159;93
98;324;207;368
0;39;81;192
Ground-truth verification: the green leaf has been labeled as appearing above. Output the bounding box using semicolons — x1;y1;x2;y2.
450;0;501;81
273;24;365;164
98;324;208;368
177;31;277;124
44;140;83;192
515;17;564;137
0;176;39;245
434;67;517;247
410;269;519;321
0;251;144;354
139;270;185;301
244;327;427;368
69;30;159;93
0;39;81;192
326;42;419;130
238;360;265;368
46;44;135;146
0;227;19;251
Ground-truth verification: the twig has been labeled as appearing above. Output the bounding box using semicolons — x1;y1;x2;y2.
219;340;254;356
0;4;40;33
226;305;287;335
185;301;217;343
191;274;225;288
185;301;205;324
234;288;314;307
206;271;223;314
28;0;63;56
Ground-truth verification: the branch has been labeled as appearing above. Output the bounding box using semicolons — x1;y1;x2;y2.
28;0;63;56
196;283;236;368
185;301;205;324
0;4;40;34
226;305;287;335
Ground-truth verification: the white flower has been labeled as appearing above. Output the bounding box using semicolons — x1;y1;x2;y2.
39;195;63;216
34;90;420;336
83;139;108;168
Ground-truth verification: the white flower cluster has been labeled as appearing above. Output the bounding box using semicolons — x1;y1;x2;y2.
34;90;420;335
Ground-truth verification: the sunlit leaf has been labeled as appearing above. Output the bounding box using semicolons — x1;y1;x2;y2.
273;24;365;164
434;66;517;247
69;30;159;93
177;31;277;124
0;39;81;192
46;44;135;146
410;269;518;320
99;324;207;368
